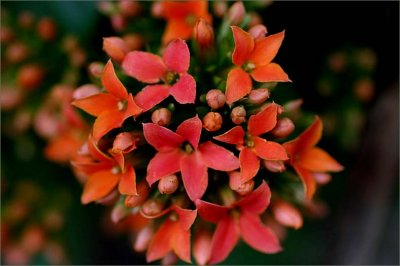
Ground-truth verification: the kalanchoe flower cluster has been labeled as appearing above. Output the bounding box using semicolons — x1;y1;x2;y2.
71;1;343;264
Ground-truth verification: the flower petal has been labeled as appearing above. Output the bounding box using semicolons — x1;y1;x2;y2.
195;199;230;223
176;116;202;149
122;51;167;83
169;74;196;104
171;224;192;263
248;31;285;67
146;219;175;262
143;123;184;152
225;68;252;105
208;216;239;264
231;26;255;66
235;181;271;214
87;135;113;162
81;170;119;204
239;148;260;183
213;126;245;145
253;137;288;160
162;19;194;45
135;85;170;112
172;206;197;231
93;109;126;141
198;141;239;171
239;211;282;254
102;60;129;99
251;63;290;82
248;103;278;136
118;163;137;195
72;93;118;117
297;147;343;172
125;93;143;118
180;152;208;201
146;149;182;186
286;116;323;155
293;165;316;200
163;39;190;73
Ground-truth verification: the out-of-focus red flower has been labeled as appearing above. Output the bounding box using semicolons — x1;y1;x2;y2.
122;39;196;111
215;103;288;183
271;200;303;229
226;26;290;105
283;117;343;199
72;60;142;141
143;116;239;201
196;181;281;264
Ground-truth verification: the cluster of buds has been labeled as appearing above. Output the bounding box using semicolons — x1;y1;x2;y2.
71;1;343;264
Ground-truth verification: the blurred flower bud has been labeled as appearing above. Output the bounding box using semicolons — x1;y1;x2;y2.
119;0;141;17
158;174;179;194
193;229;212;265
328;52;347;72
3;245;30;265
229;171;254;195
70;48;87;67
162;252;179;266
270;117;295;139
21;226;46;254
206;89;225;109
213;1;227;18
73;84;101;100
203;112;223;132
0;26;14;43
88;61;104;78
18;11;34;29
193;18;214;48
111;203;129;223
123;33;144;51
235;179;254;196
6;42;29;63
125;180;150;208
263;216;287;241
248;88;270;104
356;48;377;71
283;99;303;113
354;78;375;103
313;172;332;185
231;105;246;124
18;64;44;91
112;132;137;154
263;160;286;173
111;14;127;31
151;108;171;126
228;2;245;25
63;35;79;53
103;37;129;63
37;17;57;41
134;226;153;252
0;86;23;111
43;242;67;265
141;199;164;217
272;201;303;229
151;1;164;18
249;24;268;40
248;12;263;28
303;200;329;219
13;109;32;134
43;210;64;231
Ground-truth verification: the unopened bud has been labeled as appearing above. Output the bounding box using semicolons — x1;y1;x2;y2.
248;88;270;104
20;226;46;254
249;24;268;40
73;84;100;100
0;26;14;43
272;201;303;229
162;252;179;266
119;0;141;17
151;108;171;126
18;11;34;29
123;33;144;51
235;179;254;196
313;172;332;185
0;87;23;111
111;203;129;223
158;174;179;194
141;199;164;217
18;64;44;91
111;14;127;31
263;160;286;173
193;18;214;48
203;112;223;132
354;78;374;103
248;12;263;28
270;118;295;138
283;99;303;113
213;1;227;18
228;2;245;25
125;181;150;208
103;37;129;63
231;106;246;125
70;48;87;67
206;89;225;109
134;226;153;252
193;229;212;266
88;62;104;78
37;17;57;41
6;42;29;63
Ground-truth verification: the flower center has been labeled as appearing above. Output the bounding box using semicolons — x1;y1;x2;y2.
181;141;194;154
117;99;128;111
244;133;254;148
165;71;179;85
243;61;256;73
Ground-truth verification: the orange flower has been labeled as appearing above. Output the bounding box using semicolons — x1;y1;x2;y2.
160;1;211;44
72;60;142;141
283;117;343;199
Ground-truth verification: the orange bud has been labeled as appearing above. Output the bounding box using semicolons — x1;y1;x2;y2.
18;11;34;29
354;78;374;103
103;37;129;63
123;33;144;51
231;105;246;125
125;181;150;208
193;18;214;48
151;108;171;126
234;179;254;196
203;112;223;132
141;199;164;217
37;17;57;41
17;64;44;91
206;89;226;109
212;1;227;18
249;24;268;40
88;61;104;78
0;86;23;111
134;226;153;252
263;160;286;173
228;2;245;25
162;252;179;266
272;201;303;229
73;84;101;100
248;88;270;104
119;0;141;17
151;1;164;18
270;117;295;139
158;174;179;194
70;48;87;67
193;229;212;265
6;42;29;63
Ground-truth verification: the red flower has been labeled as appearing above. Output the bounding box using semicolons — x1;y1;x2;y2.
142;205;197;263
196;181;281;264
226;26;291;105
143;116;239;201
214;103;288;184
283;117;343;199
122;39;196;111
72;60;142;141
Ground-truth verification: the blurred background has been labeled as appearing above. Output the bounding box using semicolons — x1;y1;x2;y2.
1;1;398;265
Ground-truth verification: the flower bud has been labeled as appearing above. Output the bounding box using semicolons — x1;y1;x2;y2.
193;18;214;48
141;199;164;217
203;112;223;132
73;84;100;100
6;42;29;63
313;172;332;185
248;11;262;27
88;61;104;78
119;0;141;17
263;160;286;173
206;89;225;109
111;14;127;31
111;203;129;223
231;106;246;125
37;17;57;41
283;99;303;113
134;226;153;252
3;245;30;265
17;64;44;91
235;179;254;196
270;118;295;139
0;26;14;43
158;174;179;194
248;88;270;104
249;24;268;40
272;201;303;229
151;1;164;18
103;37;129;63
123;33;144;51
124;181;150;208
162;252;179;266
20;226;46;254
354;78;374;103
151;108;171;126
193;229;212;265
213;1;227;18
228;2;245;25
0;86;23;111
18;11;34;29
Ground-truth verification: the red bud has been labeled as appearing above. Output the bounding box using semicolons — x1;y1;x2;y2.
212;1;227;18
151;108;171;126
6;42;29;63
119;0;141;17
134;226;153;252
263;160;286;173
206;89;226;109
248;88;270;104
124;181;150;208
272;201;303;229
249;24;268;40
123;33;144;51
103;37;129;63
193;229;212;265
88;62;104;78
73;84;101;100
203;112;223;132
141;199;164;217
270;118;295;139
193;18;214;48
37;17;57;41
228;2;245;25
18;64;44;91
158;174;179;195
231;106;246;125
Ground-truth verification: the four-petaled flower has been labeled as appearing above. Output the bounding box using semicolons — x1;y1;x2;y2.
72;60;142;141
214;103;288;184
226;26;291;105
196;181;281;264
283;117;343;199
122;39;196;112
143;116;240;201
